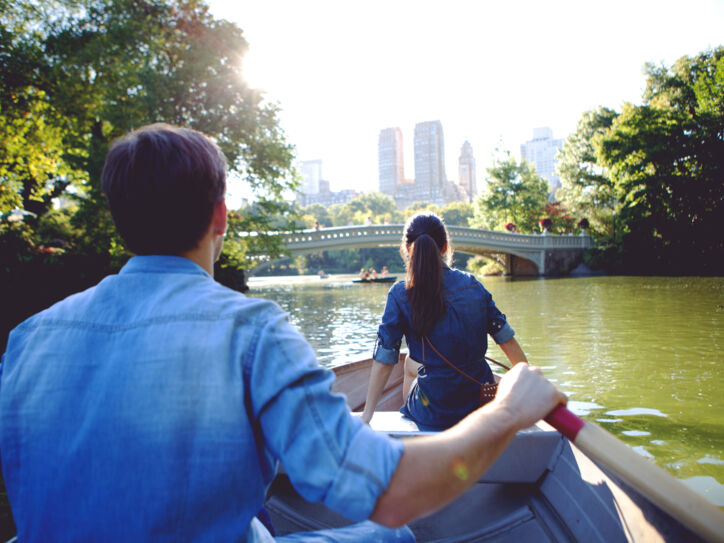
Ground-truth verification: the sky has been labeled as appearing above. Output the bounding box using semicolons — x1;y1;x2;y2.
207;0;724;201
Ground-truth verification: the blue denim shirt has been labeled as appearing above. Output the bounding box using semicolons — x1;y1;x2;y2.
373;267;514;429
0;256;403;542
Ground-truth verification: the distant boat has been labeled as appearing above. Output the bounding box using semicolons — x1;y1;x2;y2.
352;276;396;284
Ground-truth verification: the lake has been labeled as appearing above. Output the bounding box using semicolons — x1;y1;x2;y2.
248;272;724;506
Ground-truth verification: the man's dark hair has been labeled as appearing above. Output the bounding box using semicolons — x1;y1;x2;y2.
101;123;227;255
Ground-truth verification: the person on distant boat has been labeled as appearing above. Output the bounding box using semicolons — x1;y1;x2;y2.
370;267;378;279
381;265;389;277
1;125;563;542
362;212;530;430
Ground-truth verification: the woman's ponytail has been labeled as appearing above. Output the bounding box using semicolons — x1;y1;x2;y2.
401;212;452;338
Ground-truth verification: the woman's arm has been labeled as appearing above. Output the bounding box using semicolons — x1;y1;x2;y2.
361;361;395;424
498;337;528;366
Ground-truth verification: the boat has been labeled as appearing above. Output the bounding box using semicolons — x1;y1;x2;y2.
352;275;397;284
265;355;722;542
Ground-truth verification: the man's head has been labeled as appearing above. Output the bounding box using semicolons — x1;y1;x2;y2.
101;123;227;256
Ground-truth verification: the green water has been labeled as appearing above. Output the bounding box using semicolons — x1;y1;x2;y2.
248;273;724;506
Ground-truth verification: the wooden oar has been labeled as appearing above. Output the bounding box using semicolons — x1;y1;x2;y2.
544;405;724;543
485;355;724;542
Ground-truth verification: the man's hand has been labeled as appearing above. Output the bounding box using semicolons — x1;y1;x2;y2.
493;363;567;430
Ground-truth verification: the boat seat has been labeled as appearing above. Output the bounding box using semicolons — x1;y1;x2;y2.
359;411;566;484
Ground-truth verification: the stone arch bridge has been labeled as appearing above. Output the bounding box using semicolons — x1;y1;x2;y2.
249;225;591;277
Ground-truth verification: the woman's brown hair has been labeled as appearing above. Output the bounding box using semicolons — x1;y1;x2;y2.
400;212;453;337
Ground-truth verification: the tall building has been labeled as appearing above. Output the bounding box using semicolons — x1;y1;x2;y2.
520;127;563;197
458;141;477;202
297;159;323;195
414;120;447;203
378;128;405;196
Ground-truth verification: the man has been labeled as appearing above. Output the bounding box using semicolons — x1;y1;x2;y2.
0;124;565;542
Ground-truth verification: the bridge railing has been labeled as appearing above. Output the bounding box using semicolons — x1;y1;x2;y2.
279;225;591;250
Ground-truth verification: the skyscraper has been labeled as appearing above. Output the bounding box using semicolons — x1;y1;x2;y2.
297;160;323;195
458;140;477;202
414;120;447;203
520;127;563;197
377;128;405;196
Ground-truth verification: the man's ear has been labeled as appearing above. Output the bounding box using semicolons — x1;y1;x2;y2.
213;199;227;236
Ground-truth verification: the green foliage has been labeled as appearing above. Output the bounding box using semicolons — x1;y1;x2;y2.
467;255;505;276
472;151;549;233
556;107;618;238
301;203;332;227
440;201;474;227
1;0;297;286
302;193;403;227
404;201;442;219
595;48;724;274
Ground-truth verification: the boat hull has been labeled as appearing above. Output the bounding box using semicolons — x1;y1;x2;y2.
352;276;397;283
265;357;702;542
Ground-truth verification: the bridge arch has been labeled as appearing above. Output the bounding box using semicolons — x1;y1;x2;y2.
247;225;590;277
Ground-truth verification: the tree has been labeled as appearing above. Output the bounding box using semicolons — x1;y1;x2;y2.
471;151;549;233
556;107;618;238
404;201;442;219
440;201;473;227
301;203;332;228
596;48;724;274
1;0;297;271
353;192;402;223
324;193;403;226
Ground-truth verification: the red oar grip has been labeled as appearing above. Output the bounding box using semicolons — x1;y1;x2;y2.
544;404;585;441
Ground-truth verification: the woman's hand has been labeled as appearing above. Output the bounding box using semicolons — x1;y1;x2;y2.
362;361;395;425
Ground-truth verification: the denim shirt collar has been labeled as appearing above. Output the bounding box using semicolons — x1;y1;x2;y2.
119;255;210;277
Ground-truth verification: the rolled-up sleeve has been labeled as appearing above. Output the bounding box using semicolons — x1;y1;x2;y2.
248;309;404;521
485;292;515;344
372;288;404;365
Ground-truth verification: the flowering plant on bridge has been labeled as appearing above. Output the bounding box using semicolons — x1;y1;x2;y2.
539;218;552;232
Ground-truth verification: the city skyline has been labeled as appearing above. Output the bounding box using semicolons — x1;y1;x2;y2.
208;0;724;203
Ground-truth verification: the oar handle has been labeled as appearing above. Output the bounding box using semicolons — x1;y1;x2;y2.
543;404;585;441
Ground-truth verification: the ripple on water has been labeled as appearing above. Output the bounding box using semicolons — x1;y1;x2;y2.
681;476;724;506
697;455;724;466
605;407;668;417
621;430;651;437
632;445;655;459
566;400;604;416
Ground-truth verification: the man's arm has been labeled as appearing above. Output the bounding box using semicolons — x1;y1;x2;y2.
361;361;395;424
498;337;528;365
370;363;565;527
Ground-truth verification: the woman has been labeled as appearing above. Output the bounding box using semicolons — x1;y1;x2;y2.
361;212;528;430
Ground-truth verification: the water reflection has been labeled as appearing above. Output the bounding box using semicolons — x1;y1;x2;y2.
247;273;724;504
